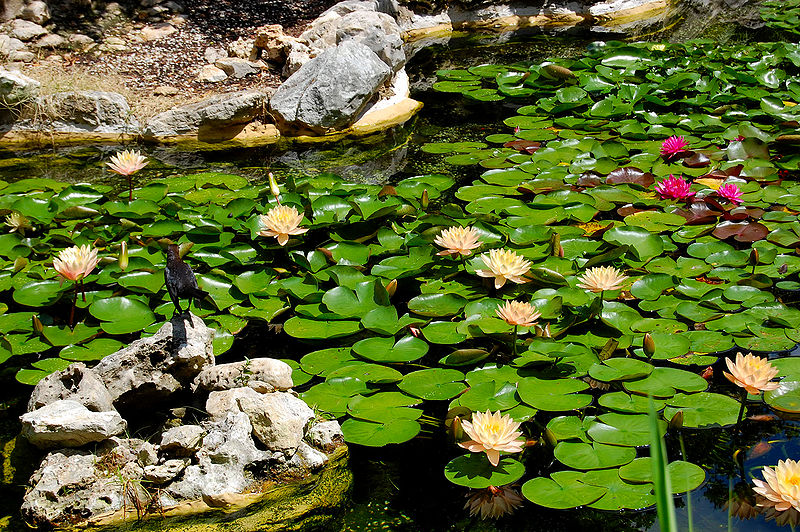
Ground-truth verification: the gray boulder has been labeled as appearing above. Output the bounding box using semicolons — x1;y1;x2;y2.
20;450;125;528
93;313;214;411
0;35;25;56
288;441;328;471
144;458;190;484
214;57;261;78
19;1;50;24
0;67;39;105
20;400;127;449
270;40;391;131
206;388;315;453
193;358;293;393
167;463;247;500
160;424;204;456
27;363;114;413
308;420;344;452
143;90;267;137
336;10;404;71
10;19;46;41
32;91;138;133
198;412;270;467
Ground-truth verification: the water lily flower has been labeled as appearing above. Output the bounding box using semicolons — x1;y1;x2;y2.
660;135;689;159
258;205;308;246
53;244;99;283
5;212;31;235
475;249;531;289
753;459;800;513
434;226;482;257
724;352;780;394
464;486;524;520
106;149;148;176
459;410;525;466
268;172;281;203
576;266;628;293
496;300;541;327
655;175;695;200
717;183;743;205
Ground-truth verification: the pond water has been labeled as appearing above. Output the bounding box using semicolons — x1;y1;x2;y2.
4;0;800;530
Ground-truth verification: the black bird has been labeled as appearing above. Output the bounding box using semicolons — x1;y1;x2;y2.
164;244;208;316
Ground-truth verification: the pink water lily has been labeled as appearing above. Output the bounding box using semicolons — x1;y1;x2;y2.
655;175;695;200
717;183;743;205
660;135;689;160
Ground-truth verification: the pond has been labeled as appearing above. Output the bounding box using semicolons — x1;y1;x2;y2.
3;0;800;530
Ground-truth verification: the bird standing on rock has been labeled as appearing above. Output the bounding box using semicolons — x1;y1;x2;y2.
164;244;208;316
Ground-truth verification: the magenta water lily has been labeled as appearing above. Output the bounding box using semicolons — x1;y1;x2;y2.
655;174;695;200
660;135;689;160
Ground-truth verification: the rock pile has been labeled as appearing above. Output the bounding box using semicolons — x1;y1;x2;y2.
17;313;345;530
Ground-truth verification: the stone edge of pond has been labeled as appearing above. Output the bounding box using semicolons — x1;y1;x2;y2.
0;0;667;152
70;446;352;532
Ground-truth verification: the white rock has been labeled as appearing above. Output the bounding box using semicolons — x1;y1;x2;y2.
0;67;39;104
10;19;46;41
19;1;50;24
20;400;126;449
141;23;177;41
196;64;227;83
193;358;293;393
307;420;344;451
160;424;204;456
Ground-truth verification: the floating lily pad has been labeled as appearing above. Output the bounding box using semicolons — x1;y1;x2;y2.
444;454;525;489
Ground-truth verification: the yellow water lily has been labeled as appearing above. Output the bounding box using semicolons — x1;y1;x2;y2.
434;226;482;257
459;410;525;467
257;205;308;246
724;352;780;394
576;266;628;293
475;249;531;289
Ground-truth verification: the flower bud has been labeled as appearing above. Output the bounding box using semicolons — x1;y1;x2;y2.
386;279;397;297
668;410;684;430
749;248;759;267
643;333;656;357
32;315;43;334
268;172;281;204
118;241;128;271
421;189;429;210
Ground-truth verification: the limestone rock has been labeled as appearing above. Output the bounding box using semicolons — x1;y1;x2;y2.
20;400;126;449
141;23;177;41
336;10;404;71
93;313;214;411
21;450;125;528
308;420;344;452
206;388;315;453
144;458;190;484
143;90;267;137
0;67;39;105
193;358;293;393
0;35;25;56
19;1;49;24
154;85;179;96
8;50;33;62
10;19;46;41
228;36;257;60
196;64;227;83
167;463;247;500
34;33;66;49
198;412;270;467
215;57;261;79
254;24;298;63
32;91;138;133
99;437;159;467
289;441;328;470
160;424;204;456
270;40;391;131
203;45;227;63
101;37;127;52
28;363;114;413
67;34;95;51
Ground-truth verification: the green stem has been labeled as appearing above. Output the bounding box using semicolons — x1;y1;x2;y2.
512;325;518;358
735;389;747;428
678;432;694;532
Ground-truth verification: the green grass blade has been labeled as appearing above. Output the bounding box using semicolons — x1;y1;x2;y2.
649;396;677;532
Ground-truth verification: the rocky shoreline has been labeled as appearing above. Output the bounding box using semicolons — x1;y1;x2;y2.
0;0;669;149
14;313;351;530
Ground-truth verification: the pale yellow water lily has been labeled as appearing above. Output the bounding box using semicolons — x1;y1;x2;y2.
258;205;308;246
106;149;148;176
495;300;541;327
459;410;525;467
464;486;524;520
753;459;800;513
5;212;31;235
576;266;628;293
53;244;99;283
724;352;780;394
475;249;531;289
434;226;482;256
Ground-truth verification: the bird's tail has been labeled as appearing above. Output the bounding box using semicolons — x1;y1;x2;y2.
188;288;209;300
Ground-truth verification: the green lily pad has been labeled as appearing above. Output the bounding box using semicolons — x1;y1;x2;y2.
444;454;525;489
522;470;607;509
